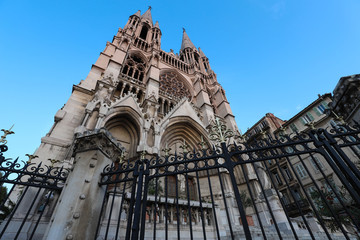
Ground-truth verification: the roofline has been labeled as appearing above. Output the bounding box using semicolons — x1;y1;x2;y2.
244;113;284;135
280;93;332;128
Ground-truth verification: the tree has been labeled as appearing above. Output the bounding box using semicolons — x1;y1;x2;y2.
310;185;360;233
147;178;163;195
0;173;14;221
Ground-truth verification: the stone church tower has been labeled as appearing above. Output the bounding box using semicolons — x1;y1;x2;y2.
3;7;247;240
39;6;238;162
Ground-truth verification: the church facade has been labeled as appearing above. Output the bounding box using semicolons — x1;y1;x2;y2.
2;7;248;240
37;6;239;172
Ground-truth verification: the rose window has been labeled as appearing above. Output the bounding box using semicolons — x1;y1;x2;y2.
159;72;191;99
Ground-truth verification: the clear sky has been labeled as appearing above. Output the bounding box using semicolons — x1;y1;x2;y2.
1;0;359;160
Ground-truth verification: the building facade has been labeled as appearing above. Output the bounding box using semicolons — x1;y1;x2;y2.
330;74;360;125
2;8;359;240
245;92;360;235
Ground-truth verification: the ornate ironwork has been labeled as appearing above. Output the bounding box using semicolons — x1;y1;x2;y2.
161;143;171;157
97;123;360;240
25;154;38;163
0;134;71;239
208;117;234;143
179;139;189;153
198;135;207;150
116;150;126;164
0;142;69;190
0;157;69;190
0;125;14;144
48;158;61;167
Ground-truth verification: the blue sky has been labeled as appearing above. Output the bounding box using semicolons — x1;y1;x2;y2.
1;0;359;159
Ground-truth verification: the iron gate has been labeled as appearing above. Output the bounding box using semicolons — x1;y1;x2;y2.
96;121;360;240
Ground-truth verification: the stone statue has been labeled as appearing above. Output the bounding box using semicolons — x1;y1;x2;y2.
254;162;272;190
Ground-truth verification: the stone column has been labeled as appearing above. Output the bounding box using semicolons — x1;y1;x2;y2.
256;189;288;229
43;129;123;240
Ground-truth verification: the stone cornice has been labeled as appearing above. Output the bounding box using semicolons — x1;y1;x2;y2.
223;113;235;119
41;136;72;148
107;41;119;49
72;84;94;95
194;88;208;98
216;100;230;108
91;64;106;72
73;128;124;162
100;51;112;58
199;102;213;109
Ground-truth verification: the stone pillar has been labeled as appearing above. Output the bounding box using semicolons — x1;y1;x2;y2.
145;65;160;99
256;189;289;230
44;129;123;240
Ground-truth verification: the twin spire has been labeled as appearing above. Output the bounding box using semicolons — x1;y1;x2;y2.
131;7;201;54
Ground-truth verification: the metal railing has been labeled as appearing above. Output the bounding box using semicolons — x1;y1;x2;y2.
1;120;360;239
95;120;360;240
0;132;69;239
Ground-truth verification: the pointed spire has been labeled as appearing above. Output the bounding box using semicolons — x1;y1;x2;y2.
181;28;196;51
141;6;153;25
154;21;160;29
133;10;141;17
198;47;206;58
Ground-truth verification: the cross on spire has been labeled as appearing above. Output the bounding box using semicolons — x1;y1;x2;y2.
148;6;152;10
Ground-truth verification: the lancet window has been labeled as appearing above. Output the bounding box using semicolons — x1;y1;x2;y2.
122;55;146;81
140;25;149;40
122;54;146;82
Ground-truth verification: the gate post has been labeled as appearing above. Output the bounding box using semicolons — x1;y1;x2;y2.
221;142;252;240
43;130;123;240
130;161;145;240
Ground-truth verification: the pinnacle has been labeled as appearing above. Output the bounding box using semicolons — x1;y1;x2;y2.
133;10;141;17
154;21;160;29
198;47;206;58
181;29;196;51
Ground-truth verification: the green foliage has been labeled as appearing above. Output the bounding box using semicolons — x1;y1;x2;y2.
240;190;253;209
0;173;14;221
310;185;360;233
147;179;163;195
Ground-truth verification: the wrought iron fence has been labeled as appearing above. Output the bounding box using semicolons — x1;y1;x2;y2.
0;121;359;239
0;141;69;239
96;121;360;240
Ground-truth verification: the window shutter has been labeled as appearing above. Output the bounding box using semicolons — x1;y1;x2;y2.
313;107;321;116
300;117;306;125
290;123;298;132
295;165;302;178
322;101;329;109
308;112;315;121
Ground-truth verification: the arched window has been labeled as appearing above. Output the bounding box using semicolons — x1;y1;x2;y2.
137;90;143;103
122;54;146;81
105;115;140;157
122;85;130;97
140;25;149;40
158;98;163;113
